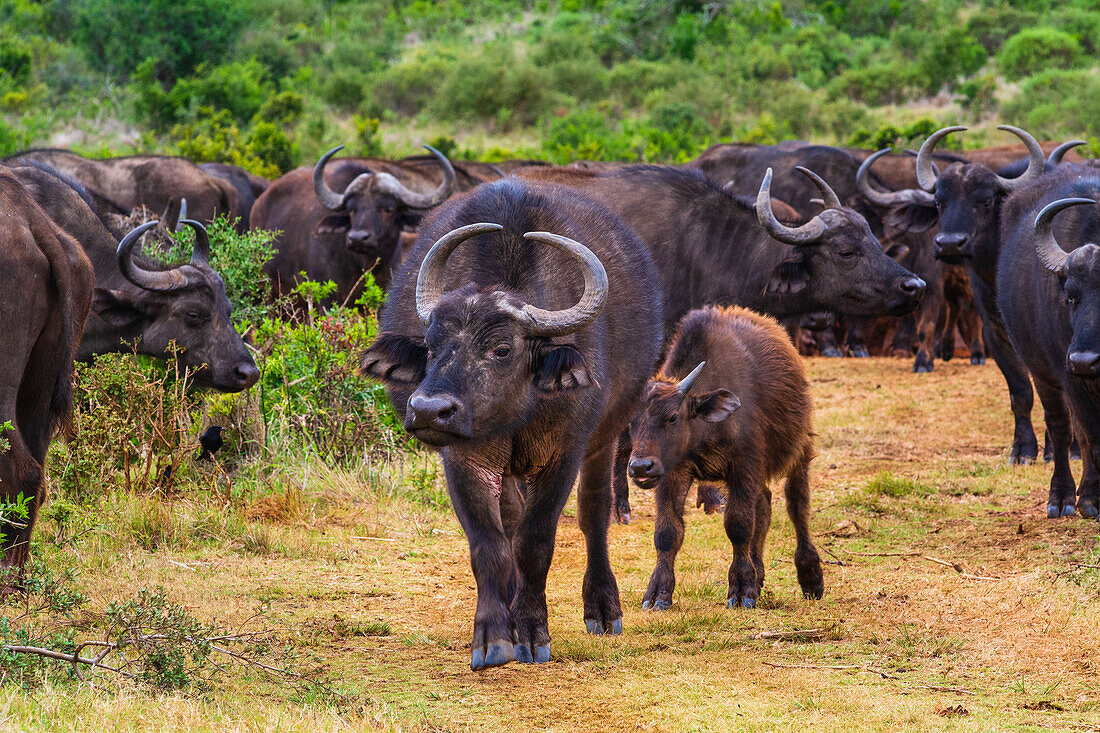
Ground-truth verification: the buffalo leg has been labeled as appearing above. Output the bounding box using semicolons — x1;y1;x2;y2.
1034;380;1077;518
443;457;518;670
611;429;632;525
724;459;764;609
846;319;871;358
940;297;959;362
576;441;623;635
912;303;940;373
816;327;844;358
642;471;692;611
962;299;985;365
1073;409;1097;517
751;487;772;593
784;445;824;599
510;451;584;664
984;321;1038;464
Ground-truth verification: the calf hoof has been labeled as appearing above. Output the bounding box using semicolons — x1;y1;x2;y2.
970;355;985;365
471;640;514;671
642;599;671;611
821;347;843;358
613;498;632;525
850;345;870;359
912;361;934;374
803;588;824;600
513;644;551;664
584;618;622;634
1078;500;1098;519
727;596;757;609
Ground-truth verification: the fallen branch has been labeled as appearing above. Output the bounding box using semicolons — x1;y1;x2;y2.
761;661;975;695
749;628;826;641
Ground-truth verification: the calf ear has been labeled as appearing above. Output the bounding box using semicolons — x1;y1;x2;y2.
360;333;427;384
767;258;810;295
691;389;741;423
315;213;351;236
92;288;147;329
534;344;595;392
885;202;937;234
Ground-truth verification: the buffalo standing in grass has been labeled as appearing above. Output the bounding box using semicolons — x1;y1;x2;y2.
252;146;455;302
628;306;824;610
998;171;1100;517
361;179;662;670
9;163;259;393
0;170;94;577
199;162;270;231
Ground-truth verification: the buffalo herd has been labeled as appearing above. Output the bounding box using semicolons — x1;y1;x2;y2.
0;125;1098;671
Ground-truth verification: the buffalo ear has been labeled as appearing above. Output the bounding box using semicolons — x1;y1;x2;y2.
767;258;810;295
691;389;741;423
884;202;938;234
315;213;351;236
360;333;427;384
534;344;595;392
92;288;147;329
398;208;424;231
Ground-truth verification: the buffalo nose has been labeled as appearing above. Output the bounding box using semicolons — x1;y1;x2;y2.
235;362;260;390
899;276;926;300
934;232;968;255
628;458;657;478
407;394;460;429
1068;350;1100;376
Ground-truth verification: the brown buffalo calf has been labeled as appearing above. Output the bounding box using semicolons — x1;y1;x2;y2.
628;305;824;610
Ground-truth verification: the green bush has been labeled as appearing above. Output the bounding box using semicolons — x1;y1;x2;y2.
998;28;1082;81
1002;69;1100;139
169;107;292;178
966;6;1038;53
134;59;271;130
918;28;987;93
827;62;920;105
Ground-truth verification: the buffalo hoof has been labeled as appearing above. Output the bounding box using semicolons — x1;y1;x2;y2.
821;347;843;358
1047;503;1076;518
727;596;756;609
584;618;622;634
971;355;986;365
1063;504;1076;517
513;644;551;664
913;364;933;374
850;345;871;359
642;599;671;611
471;640;513;671
1070;440;1082;461
1078;500;1099;519
803;589;824;600
615;511;631;525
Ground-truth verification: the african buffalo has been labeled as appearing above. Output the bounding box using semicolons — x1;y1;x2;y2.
8;163;259;393
0;170;94;577
998;173;1100;517
360;179;663;670
5;149;238;225
199;162;270;232
628;306;824;610
252;145;455;302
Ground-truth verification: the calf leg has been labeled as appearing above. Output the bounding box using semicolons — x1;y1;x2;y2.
940;299;959;363
0;427;43;586
1033;381;1076;518
576;441;623;635
846;319;871;358
724;459;764;609
751;487;772;593
912;304;940;373
611;429;632;525
784;445;824;599
985;320;1038;464
816;327;844;358
962;300;985;365
642;471;691;611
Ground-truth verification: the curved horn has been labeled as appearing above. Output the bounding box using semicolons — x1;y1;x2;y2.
373;145;456;209
756;168;826;245
416;223;504;326
174;197;188;233
1033;197;1094;274
518;231;609;337
487;163;507;178
994;125;1044;191
1048;140;1086;166
794;166;841;210
904;149;940;177
916;126;966;192
313;145;348;210
676;361;706;395
181;218;211;267
117;221;190;292
857;149;935;208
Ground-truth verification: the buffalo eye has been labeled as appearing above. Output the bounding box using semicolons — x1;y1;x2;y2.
839;250;859;260
185;312;208;328
1066;292;1078;307
492;344;511;359
982;198;994;211
667;413;678;425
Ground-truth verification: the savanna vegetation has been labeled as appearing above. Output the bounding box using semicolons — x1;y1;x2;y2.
4;0;1100;729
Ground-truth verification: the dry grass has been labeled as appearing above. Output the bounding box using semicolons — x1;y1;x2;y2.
7;357;1100;731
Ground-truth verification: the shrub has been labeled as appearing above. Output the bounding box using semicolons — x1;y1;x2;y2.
169;108;287;178
918;29;987;94
134;59;271;130
827;62;920;105
1002;69;1100;139
998;28;1082;81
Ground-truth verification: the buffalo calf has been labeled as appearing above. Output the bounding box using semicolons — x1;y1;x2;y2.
629;306;824;610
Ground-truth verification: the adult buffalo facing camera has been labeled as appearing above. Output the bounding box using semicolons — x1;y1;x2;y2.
998;177;1100;517
7;162;260;393
628;307;823;611
252;145;455;303
360;179;662;670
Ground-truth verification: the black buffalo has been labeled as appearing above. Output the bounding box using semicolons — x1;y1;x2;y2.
361;179;663;670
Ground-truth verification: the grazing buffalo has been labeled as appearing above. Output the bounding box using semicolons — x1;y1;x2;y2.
4;149;238;225
0;170;94;577
628;306;824;610
199;162;270;231
360;179;663;669
8;163;259;393
866;125;1048;465
998;174;1100;517
252;146;455;302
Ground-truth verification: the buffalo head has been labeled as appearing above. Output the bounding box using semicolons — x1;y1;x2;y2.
313;144;455;258
757;166;926;316
361;223;608;447
1033;197;1100;378
96;219;260;392
628;362;741;488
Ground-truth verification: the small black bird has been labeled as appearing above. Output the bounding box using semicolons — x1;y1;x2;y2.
198;425;225;461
